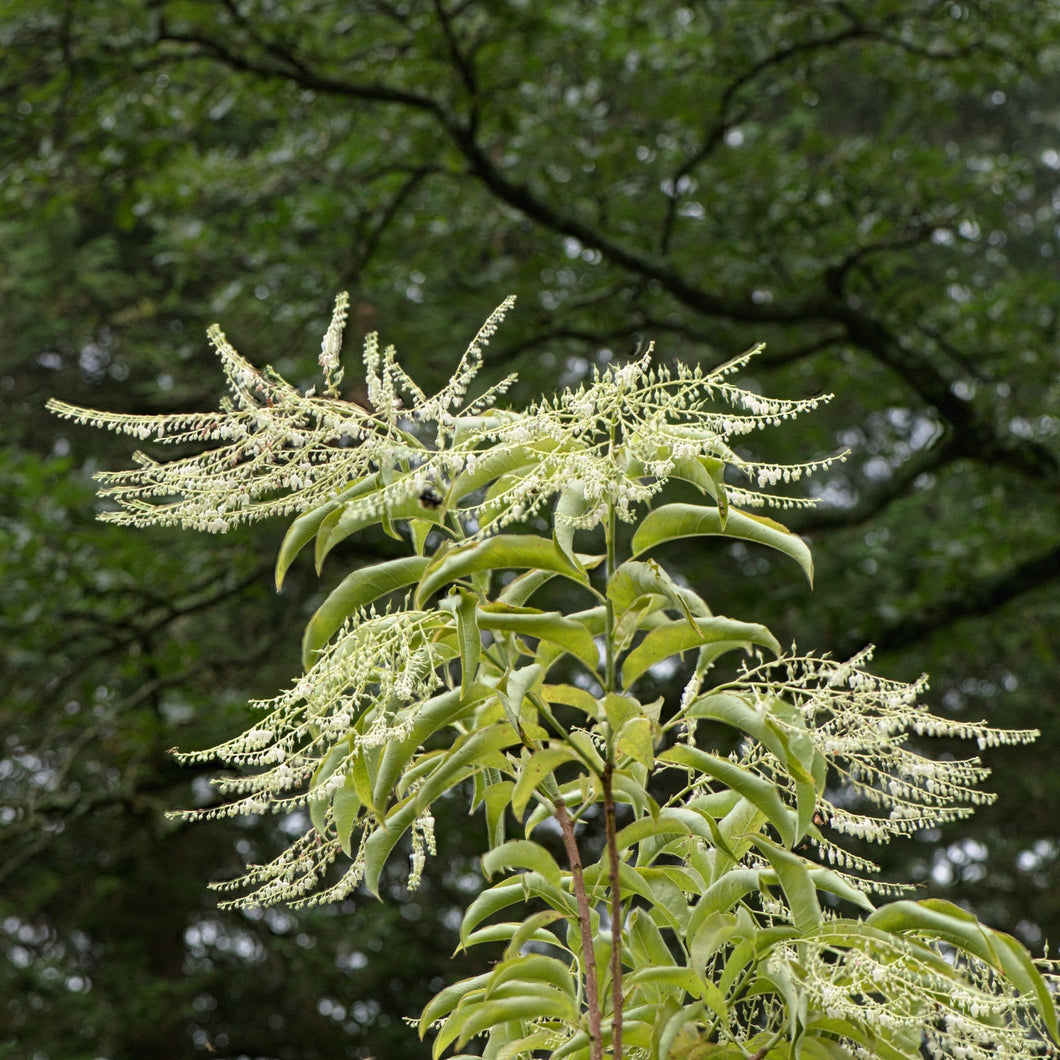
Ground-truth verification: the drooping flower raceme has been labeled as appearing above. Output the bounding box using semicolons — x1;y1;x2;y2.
47;295;844;540
46;295;520;533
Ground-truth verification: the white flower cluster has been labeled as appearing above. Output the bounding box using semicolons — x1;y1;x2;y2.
50;294;845;546
167;606;452;907
770;936;1053;1060
466;342;844;534
709;648;1038;888
45;294;517;533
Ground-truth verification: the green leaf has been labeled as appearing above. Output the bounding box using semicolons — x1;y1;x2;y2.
485;953;576;999
448;444;538;503
316;488;446;569
462;916;565;955
415;534;589;608
659;745;796;847
689;911;741;977
371;685;489;807
625;963;703;999
553;480;590;573
496;567;561;606
542;683;602;721
613;809;705;854
484;778;513;848
751;838;822;932
332;775;362;857
301;554;431;667
506;910;569;959
362;797;418;898
477;603;599;671
275;482;365;588
455;589;481;696
419;972;492;1035
413;723;521;812
608;557;707;629
617;716;655;768
363;723;519;895
632;503;814;586
629;907;677;972
350;744;381;821
866;899;1058;1042
991;929;1060;1043
504;663;544;737
461;882;528;948
434;989;577;1057
511;745;578;820
687;692;821;841
481;839;564;888
622;616;781;688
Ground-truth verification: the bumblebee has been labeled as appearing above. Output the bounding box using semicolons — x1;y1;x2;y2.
418;486;444;509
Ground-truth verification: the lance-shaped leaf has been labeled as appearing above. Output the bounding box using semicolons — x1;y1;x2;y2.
454;589;481;695
622;616;781;688
750;837;822;932
332;775;363;857
687;692;822;842
608;557;709;630
314;487;448;570
477;602;599;671
461;882;527;948
274;479;369;589
511;745;580;821
307;737;352;836
632;503;814;586
433;986;577;1058
363;723;519;895
419;972;492;1037
553;480;590;573
481;839;565;888
448;443;539;503
301;554;431;666
414;534;589;608
671;454;729;524
485;952;577;1000
370;685;491;808
462;914;567;957
659;744;797;848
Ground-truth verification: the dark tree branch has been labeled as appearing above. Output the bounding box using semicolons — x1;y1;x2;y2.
143;16;1060;494
431;0;480;136
839;540;1060;659
789;433;962;535
830;300;1060;483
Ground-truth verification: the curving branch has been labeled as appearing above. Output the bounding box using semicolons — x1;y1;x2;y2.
142;10;1059;496
838;540;1060;659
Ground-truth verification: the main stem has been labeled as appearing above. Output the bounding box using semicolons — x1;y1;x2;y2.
603;762;623;1060
554;797;603;1060
603;496;623;1060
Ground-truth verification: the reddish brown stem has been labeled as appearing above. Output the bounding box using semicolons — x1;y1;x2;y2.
554;797;603;1060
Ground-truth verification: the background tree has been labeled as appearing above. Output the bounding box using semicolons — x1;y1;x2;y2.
2;2;1059;1057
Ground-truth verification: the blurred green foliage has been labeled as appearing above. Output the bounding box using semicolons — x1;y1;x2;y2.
2;1;1059;1056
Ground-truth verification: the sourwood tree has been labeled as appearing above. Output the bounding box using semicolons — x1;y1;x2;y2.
49;295;1059;1060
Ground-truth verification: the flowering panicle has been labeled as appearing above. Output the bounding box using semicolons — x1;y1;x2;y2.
319;289;348;396
44;294;518;533
49;294;848;546
698;647;1038;888
769;935;1056;1060
167;605;453;906
457;342;845;534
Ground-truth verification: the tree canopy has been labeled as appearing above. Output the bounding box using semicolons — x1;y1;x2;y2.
3;2;1059;1057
